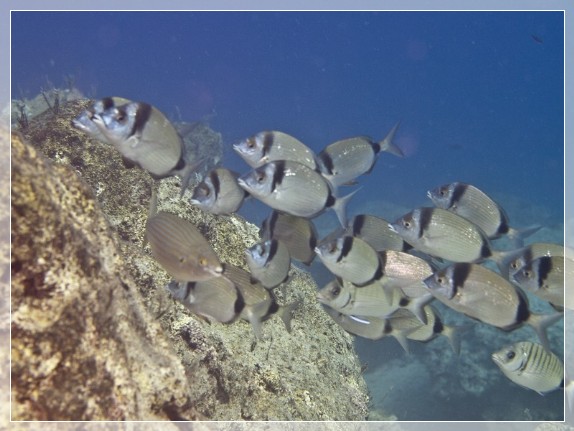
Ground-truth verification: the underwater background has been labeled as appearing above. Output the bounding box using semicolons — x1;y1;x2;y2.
10;11;565;422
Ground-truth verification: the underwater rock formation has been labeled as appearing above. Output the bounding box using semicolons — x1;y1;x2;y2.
10;99;370;421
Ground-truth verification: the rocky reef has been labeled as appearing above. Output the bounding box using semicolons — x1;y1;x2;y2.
10;98;370;421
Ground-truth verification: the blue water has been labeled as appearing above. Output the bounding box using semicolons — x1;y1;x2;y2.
11;11;565;421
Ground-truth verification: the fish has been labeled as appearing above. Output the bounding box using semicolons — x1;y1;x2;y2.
190;167;247;215
91;100;203;194
71;96;131;143
423;262;562;350
237;160;357;226
386;306;466;355
321;306;417;353
389;207;495;263
314;235;381;285
245;239;291;289
233;130;317;170
500;242;567;280
428;182;540;246
165;278;243;324
378;250;436;299
222;264;298;338
316;122;402;188
146;211;223;282
317;277;432;324
492;341;563;395
512;256;567;309
259;211;318;265
345;214;411;252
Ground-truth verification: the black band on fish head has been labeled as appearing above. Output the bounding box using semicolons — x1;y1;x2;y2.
101;97;117;110
131;102;152;136
351;215;366;236
262;132;274;157
318;151;335;175
337;236;354;262
450;183;468;208
267;239;279;263
536;256;553;287
271;161;286;189
209;169;221;196
452;263;472;291
418;208;433;239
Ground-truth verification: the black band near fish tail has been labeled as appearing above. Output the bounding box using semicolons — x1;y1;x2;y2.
418;208;434;239
131;102;152;137
432;316;444;334
337;236;354;262
536;256;553;288
450;183;468;208
514;290;531;325
234;285;246;315
480;243;492;259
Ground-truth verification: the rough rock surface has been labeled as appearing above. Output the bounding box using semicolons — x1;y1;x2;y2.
10;99;370;421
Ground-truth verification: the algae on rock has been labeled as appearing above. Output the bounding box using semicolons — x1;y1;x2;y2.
11;98;370;420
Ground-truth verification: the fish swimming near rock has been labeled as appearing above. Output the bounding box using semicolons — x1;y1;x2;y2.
389;207;495;263
428;181;540;246
72;96;131;143
245;239;291;289
146;211;222;282
222;264;298;338
423;262;562;350
233;130;317;170
315;235;381;285
512;255;567;310
165;278;243;324
378;249;436;299
492;341;564;395
238;160;357;226
190;167;247;215
88;99;204;194
259;211;318;265
316;122;402;188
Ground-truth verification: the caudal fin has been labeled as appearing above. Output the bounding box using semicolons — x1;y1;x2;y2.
332;188;361;227
376;121;403;157
506;224;542;248
526;311;564;351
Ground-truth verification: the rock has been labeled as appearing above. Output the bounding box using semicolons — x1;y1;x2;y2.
10;99;370;420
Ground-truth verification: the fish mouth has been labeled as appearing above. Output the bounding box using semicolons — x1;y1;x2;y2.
491;353;502;365
426;190;433;199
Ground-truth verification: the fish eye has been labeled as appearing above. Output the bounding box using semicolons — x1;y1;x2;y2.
179;256;186;264
436;277;444;284
402;220;411;229
523;270;533;279
256;173;266;183
330;285;341;296
506;350;516;360
510;260;519;269
199;257;208;267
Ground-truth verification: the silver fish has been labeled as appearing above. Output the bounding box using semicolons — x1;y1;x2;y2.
238;160;356;226
260;211;318;265
72;96;131;142
428;181;540;245
321;306;416;353
92;100;203;193
165;278;243;324
345;214;411;252
316;122;402;188
492;341;564;395
222;264;297;338
245;239;291;289
423;263;562;349
317;277;431;323
512;256;567;309
501;242;567;280
233;130;317;170
315;235;381;285
378;250;436;299
190;167;247;215
389;207;494;263
146;211;222;282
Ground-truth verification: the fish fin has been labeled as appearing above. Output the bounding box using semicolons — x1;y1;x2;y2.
278;300;300;333
526;311;564;351
565;376;574;413
506;225;542;249
332;188;361;227
442;323;473;356
178;157;207;197
244;301;269;339
406;293;434;325
377;121;403;157
392;329;412;355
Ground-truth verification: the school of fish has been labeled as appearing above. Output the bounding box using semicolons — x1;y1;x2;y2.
72;97;571;409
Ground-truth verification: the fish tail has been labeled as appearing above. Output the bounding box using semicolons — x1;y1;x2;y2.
526;311;564;351
506;225;542;249
332;188;361;227
178;157;207;197
406;292;434;325
278;300;300;333
565;375;574;413
376;121;403;157
392;326;418;355
442;323;473;356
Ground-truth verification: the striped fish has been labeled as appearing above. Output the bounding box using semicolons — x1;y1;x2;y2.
492;341;564;395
